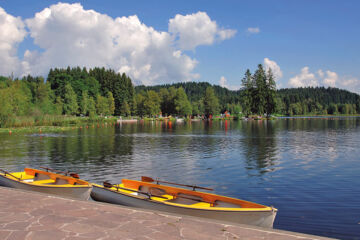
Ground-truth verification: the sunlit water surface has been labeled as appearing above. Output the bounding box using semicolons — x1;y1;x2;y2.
0;118;359;239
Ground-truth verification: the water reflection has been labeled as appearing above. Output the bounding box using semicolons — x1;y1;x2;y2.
0;117;359;239
239;120;279;176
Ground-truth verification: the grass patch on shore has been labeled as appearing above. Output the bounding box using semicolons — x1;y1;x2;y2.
0;115;119;134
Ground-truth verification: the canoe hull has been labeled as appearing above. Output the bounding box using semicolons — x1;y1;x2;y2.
91;185;276;228
0;174;92;200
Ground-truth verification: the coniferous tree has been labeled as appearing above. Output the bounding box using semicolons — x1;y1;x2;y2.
264;68;277;116
241;69;253;116
253;64;266;115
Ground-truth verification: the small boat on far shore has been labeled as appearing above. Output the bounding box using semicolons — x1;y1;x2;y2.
0;167;92;200
91;176;277;228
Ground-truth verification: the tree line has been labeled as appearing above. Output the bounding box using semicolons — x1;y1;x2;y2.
1;65;360;127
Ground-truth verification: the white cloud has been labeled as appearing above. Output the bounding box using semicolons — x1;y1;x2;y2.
288;67;360;93
168;11;236;50
218;29;237;41
317;69;324;78
0;7;27;76
323;70;338;88
0;3;236;85
264;58;283;81
337;77;360;93
289;67;318;88
219;76;239;90
20;3;205;85
246;27;260;34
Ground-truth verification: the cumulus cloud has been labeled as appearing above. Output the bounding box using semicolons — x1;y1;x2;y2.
169;11;236;50
0;3;235;85
219;76;239;90
289;67;318;88
246;27;260;34
0;7;27;76
288;67;360;93
23;3;201;85
264;58;283;81
323;70;338;87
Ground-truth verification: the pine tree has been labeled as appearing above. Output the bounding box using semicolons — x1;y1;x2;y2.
264;68;277;116
241;69;253;116
253;64;266;115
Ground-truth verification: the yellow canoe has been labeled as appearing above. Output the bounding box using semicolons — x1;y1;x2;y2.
91;178;277;228
0;168;92;200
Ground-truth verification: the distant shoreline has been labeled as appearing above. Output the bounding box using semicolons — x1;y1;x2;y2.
1;114;359;134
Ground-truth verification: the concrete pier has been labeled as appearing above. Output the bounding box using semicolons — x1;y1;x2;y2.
0;187;334;240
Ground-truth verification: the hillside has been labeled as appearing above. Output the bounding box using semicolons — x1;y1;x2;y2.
136;82;360;115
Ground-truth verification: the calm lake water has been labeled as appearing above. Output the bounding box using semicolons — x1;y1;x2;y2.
0;118;359;239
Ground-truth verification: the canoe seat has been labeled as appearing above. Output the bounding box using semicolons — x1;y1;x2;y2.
34;173;51;181
214;200;242;208
138;185;149;193
54;178;69;185
167;193;203;205
33;179;55;184
149;187;167;196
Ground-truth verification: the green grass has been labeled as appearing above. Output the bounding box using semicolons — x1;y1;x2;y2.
0;115;119;133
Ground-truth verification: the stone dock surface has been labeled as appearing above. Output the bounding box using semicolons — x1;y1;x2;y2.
0;187;334;240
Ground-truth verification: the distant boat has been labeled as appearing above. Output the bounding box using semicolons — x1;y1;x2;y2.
91;177;277;228
176;118;184;122
0;167;92;200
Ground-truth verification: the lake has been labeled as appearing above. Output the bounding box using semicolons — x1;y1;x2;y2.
0;118;359;239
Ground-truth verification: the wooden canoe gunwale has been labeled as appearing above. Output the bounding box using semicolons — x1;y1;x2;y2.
0;168;92;200
96;179;276;212
24;168;90;186
90;184;277;228
95;184;275;213
122;179;272;210
0;168;91;188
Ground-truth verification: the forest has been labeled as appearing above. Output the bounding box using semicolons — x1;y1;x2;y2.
0;65;359;128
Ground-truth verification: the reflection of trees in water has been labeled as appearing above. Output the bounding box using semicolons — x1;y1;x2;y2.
240;120;279;176
47;126;134;169
282;117;359;132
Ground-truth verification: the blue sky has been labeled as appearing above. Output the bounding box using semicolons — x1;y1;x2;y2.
0;0;359;93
